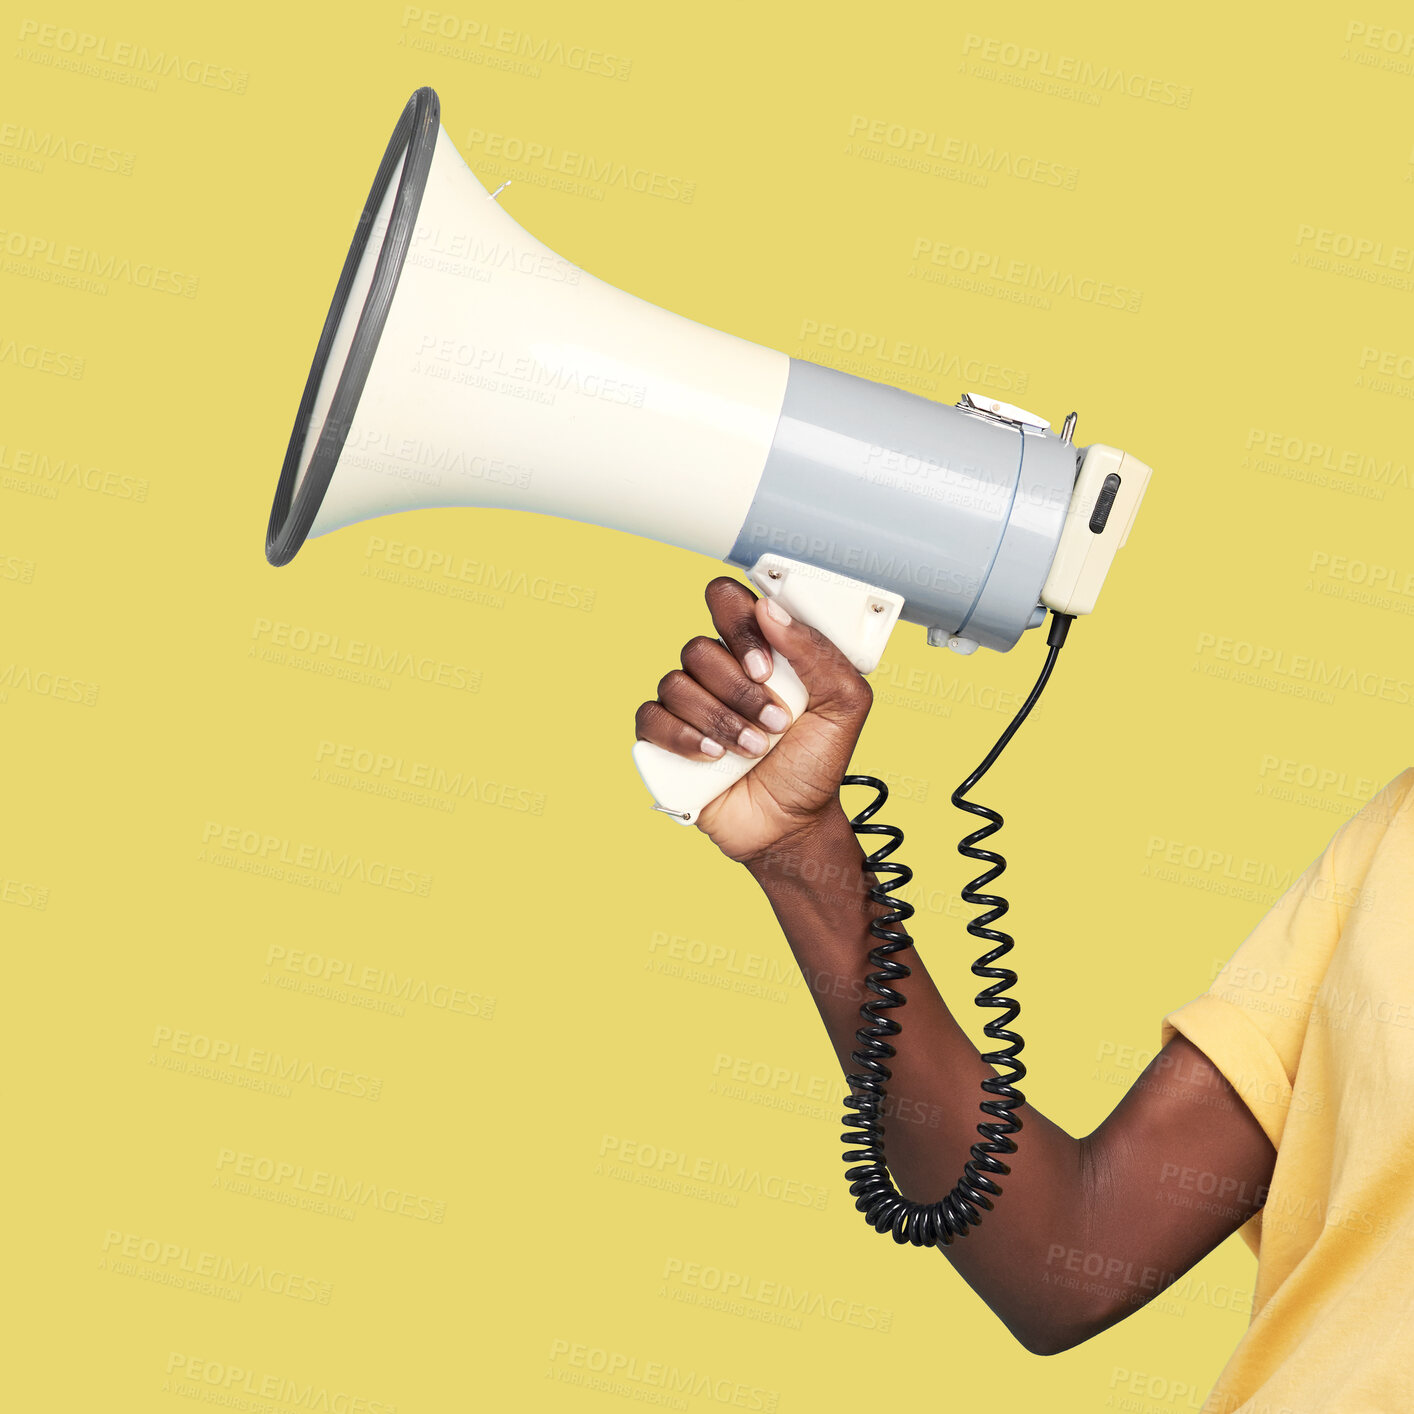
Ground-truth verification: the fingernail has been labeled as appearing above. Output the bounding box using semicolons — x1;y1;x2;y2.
765;598;791;626
737;725;769;755
744;648;772;682
759;704;790;733
700;737;725;758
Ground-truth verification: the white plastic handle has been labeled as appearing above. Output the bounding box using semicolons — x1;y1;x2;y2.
631;556;904;827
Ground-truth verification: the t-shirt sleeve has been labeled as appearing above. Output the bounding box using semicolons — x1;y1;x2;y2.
1161;768;1413;1254
1162;768;1414;1153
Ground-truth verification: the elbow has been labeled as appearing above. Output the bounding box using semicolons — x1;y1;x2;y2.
1005;1303;1118;1357
1014;1322;1094;1357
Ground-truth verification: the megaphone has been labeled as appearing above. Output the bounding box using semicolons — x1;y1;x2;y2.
266;87;1151;827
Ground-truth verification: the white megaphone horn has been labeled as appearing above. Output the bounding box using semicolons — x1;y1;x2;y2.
265;87;1152;827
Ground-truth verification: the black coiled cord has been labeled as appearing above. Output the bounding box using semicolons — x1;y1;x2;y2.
840;611;1074;1246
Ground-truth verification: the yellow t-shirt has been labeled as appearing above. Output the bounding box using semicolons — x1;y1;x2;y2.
1162;766;1414;1414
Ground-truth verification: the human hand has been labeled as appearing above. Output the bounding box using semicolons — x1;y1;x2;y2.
633;576;875;865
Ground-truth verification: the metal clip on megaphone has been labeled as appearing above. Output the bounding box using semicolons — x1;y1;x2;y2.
263;86;1153;1246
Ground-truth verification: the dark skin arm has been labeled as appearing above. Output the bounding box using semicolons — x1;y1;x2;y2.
635;577;1277;1356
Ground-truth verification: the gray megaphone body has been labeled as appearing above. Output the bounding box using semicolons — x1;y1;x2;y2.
266;88;1152;827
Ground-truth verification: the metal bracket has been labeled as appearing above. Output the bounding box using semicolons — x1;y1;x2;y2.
955;391;1052;433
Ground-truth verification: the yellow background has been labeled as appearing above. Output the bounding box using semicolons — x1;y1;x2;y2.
6;3;1413;1410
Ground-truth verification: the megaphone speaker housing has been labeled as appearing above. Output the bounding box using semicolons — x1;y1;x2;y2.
266;86;1149;659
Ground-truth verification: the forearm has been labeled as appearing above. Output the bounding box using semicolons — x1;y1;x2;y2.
744;805;1111;1353
639;578;1272;1353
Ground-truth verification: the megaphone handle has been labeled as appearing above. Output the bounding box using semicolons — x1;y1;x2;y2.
630;555;905;827
630;648;812;826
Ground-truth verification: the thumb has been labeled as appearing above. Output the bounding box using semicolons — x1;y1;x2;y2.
752;595;873;729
